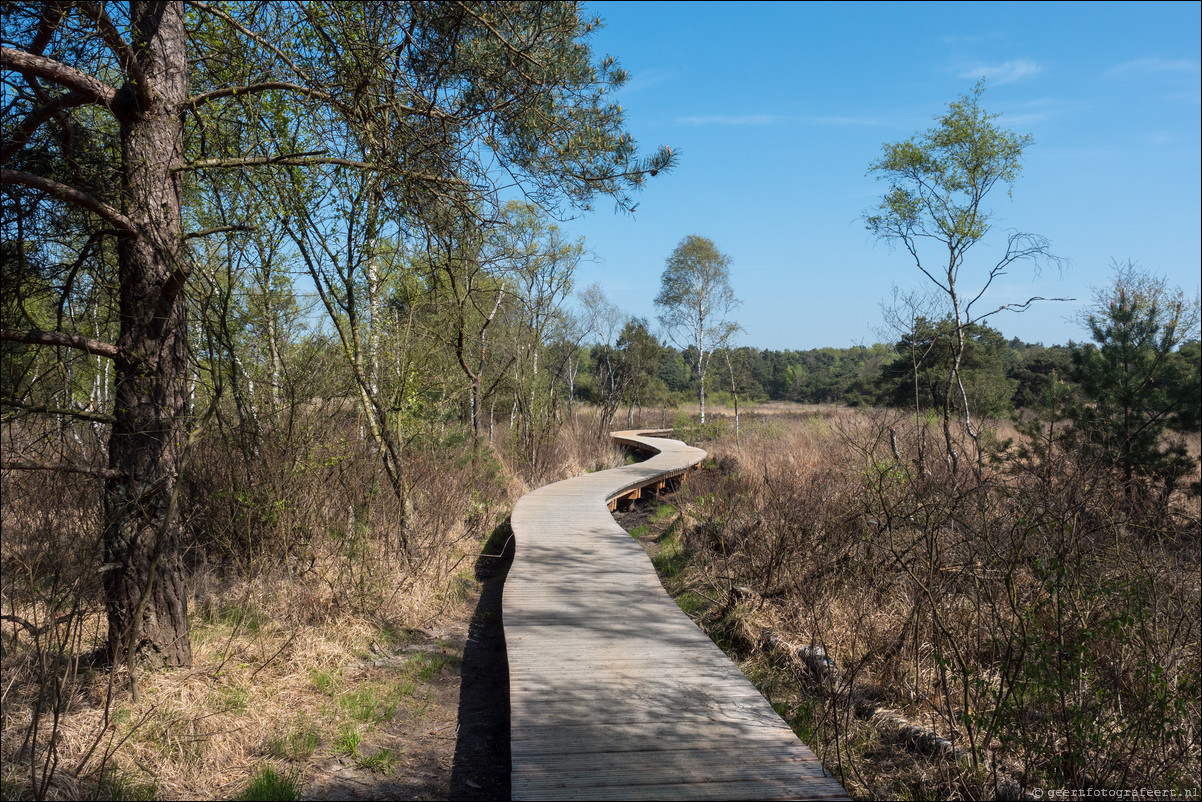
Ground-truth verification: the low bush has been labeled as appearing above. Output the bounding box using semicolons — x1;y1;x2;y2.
653;405;1200;798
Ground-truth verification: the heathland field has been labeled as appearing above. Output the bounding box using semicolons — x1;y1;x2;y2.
622;405;1200;800
3;403;1199;799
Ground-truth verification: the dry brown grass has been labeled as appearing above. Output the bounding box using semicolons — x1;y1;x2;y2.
1;458;481;799
6;398;1195;800
491;407;627;492
2;565;471;799
644;403;1201;800
1;406;616;801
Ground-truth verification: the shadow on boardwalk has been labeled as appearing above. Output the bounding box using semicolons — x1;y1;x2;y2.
450;519;514;801
504;430;848;801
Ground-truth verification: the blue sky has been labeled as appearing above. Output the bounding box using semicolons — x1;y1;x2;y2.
561;1;1201;350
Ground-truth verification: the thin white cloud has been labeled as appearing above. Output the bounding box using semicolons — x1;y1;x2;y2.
676;114;896;128
1108;57;1200;76
804;115;894;127
999;111;1055;126
997;97;1067;127
959;59;1042;85
676;114;776;126
618;66;688;95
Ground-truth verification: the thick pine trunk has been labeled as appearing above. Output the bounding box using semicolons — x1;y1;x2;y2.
103;1;192;668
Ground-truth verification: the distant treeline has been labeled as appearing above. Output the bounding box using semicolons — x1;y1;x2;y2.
572;316;1201;419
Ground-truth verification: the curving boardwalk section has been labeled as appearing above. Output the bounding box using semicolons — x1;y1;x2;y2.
505;430;848;800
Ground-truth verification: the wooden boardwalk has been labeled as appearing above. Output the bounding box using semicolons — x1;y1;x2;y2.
505;430;848;801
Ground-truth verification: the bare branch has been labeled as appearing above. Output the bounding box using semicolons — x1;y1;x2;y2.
76;1;152;111
964;231;1060;317
1;399;116;425
1;90;94;165
183;81;333;112
183;224;254;240
0;47;117;107
157;266;191;314
164;224;257;319
970;296;1075;324
0;459;124;479
187;1;317;88
15;6;91;178
1;328;127;364
56;229;120;329
1;611;89;639
28;3;69;56
1;169;135;233
175;156;468;188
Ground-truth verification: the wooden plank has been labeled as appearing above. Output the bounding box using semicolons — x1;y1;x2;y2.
510;724;808;752
505;429;849;801
511;754;836;784
512;779;850;802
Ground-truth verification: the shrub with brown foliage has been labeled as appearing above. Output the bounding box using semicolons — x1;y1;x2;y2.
1;399;632;799
666;407;1200;799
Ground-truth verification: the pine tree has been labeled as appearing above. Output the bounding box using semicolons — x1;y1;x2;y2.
1070;262;1201;504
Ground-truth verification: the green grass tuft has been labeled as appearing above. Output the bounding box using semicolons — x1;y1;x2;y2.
267;722;320;762
357;747;398;773
236;766;301;801
651;532;687;578
94;768;157;801
651;502;677;522
308;668;339;696
334;723;363;757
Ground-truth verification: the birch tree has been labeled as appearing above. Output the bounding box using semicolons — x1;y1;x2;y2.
654;235;740;423
866;81;1060;473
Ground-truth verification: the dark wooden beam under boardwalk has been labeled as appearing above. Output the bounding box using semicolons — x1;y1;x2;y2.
505;430;849;800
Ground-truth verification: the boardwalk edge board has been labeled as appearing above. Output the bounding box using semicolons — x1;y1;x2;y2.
504;429;850;801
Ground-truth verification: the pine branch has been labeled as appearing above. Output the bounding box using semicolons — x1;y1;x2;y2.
183;81;334;111
183;224;254;240
76;1;153;111
453;1;545;80
1;90;94;165
1;328;127;364
175;156;468;187
1;169;135;232
182;80;451;121
176;152;370;171
0;47;117;107
187;1;317;89
1;399;116;425
0;460;124;480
